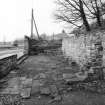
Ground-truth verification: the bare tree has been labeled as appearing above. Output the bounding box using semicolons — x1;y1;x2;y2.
54;0;90;31
83;0;105;27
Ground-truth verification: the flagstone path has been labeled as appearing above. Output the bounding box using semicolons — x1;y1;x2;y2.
0;54;105;105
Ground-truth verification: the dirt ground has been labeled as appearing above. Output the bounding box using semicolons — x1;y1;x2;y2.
18;54;78;77
1;52;105;105
18;53;105;105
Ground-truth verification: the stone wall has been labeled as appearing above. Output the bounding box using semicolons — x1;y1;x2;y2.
62;31;105;74
62;35;91;67
0;55;17;79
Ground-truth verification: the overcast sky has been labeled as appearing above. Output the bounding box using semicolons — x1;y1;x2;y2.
0;0;64;42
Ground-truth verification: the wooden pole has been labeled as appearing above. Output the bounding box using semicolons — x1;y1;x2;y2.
33;16;40;39
31;9;33;38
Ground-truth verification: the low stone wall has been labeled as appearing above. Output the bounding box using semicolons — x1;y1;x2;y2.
0;54;17;79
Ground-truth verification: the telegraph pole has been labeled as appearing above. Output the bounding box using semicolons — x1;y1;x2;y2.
30;8;40;39
31;9;34;39
33;15;40;39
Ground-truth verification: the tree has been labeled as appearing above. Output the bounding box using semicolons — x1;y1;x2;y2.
55;0;90;31
13;40;18;47
40;33;47;40
83;0;105;27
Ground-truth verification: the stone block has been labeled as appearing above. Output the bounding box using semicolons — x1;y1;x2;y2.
0;86;19;94
88;68;94;73
31;87;40;95
75;72;88;80
32;80;42;87
50;85;58;95
54;95;62;101
31;80;43;94
20;88;31;98
20;77;26;81
33;73;46;80
63;73;75;80
40;87;50;95
21;78;32;88
39;73;46;79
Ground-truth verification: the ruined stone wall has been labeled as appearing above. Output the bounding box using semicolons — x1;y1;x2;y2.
62;31;105;71
62;35;91;67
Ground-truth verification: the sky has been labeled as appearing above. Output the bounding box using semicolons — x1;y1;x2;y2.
0;0;64;42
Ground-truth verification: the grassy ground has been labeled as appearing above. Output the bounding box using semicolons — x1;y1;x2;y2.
15;52;105;105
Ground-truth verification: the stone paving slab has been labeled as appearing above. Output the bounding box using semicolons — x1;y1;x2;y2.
0;77;20;94
7;78;20;88
40;87;50;95
20;88;31;98
31;80;43;95
20;78;32;88
0;77;33;98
